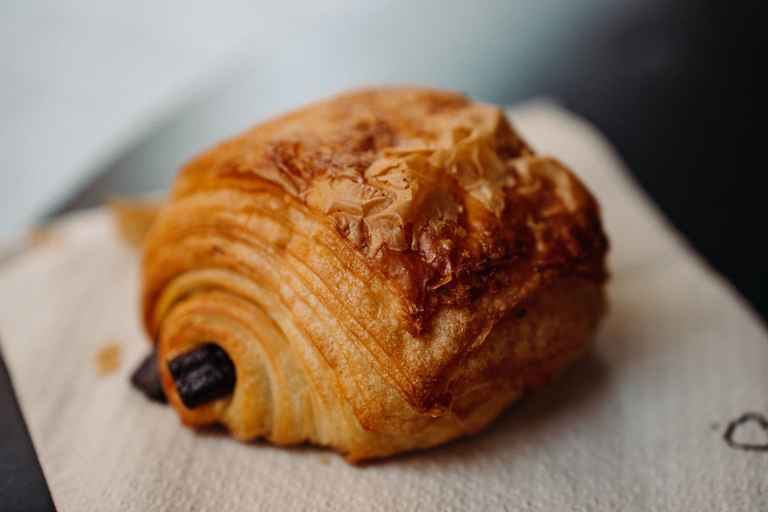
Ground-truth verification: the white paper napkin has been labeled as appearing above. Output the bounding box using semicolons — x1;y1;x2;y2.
1;102;766;511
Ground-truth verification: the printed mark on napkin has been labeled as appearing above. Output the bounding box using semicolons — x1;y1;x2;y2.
723;412;768;452
95;340;122;376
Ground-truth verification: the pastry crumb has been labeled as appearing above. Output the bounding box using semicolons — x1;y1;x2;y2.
95;341;122;375
319;456;331;466
28;225;63;247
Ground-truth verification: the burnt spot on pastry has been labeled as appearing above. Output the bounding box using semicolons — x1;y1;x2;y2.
723;412;768;451
167;344;236;409
130;347;167;403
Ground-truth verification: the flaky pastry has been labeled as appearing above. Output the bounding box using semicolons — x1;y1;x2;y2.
140;87;608;461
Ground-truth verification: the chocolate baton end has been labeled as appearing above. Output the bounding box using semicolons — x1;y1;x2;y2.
167;344;236;409
130;347;167;403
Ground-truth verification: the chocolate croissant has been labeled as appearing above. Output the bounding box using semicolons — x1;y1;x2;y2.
141;87;608;461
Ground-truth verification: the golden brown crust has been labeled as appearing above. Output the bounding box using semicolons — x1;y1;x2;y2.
141;87;608;460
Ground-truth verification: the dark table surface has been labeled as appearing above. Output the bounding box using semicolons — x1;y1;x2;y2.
1;1;765;509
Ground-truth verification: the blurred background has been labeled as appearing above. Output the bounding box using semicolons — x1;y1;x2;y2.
1;0;766;319
0;0;766;507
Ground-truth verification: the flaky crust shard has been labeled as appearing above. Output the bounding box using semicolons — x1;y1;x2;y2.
142;87;608;461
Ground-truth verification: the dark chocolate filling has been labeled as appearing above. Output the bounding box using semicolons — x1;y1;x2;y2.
130;347;167;403
167;344;236;409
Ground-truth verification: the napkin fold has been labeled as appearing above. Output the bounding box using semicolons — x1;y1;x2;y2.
1;102;766;511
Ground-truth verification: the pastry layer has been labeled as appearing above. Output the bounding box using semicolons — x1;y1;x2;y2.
141;87;608;460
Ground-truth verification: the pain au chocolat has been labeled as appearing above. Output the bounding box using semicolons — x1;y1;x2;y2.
140;87;608;461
